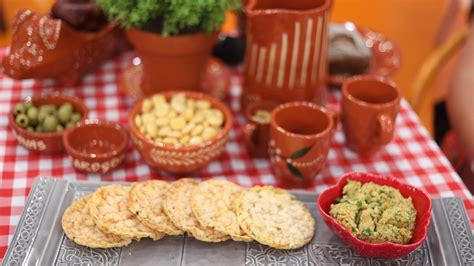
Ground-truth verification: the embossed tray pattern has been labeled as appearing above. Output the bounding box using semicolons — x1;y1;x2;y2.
3;177;474;265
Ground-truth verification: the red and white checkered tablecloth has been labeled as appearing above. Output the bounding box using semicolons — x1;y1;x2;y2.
0;51;473;259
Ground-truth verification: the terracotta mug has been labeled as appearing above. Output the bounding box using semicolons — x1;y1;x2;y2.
342;75;401;156
242;0;332;108
269;102;337;188
243;101;278;157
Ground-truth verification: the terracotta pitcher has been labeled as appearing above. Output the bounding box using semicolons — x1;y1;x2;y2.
242;0;332;108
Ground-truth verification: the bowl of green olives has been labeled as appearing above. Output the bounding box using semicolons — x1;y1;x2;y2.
63;120;128;174
9;93;88;153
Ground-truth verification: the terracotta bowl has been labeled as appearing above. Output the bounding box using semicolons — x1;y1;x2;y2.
63;120;128;174
128;91;233;173
9;93;88;154
318;172;432;259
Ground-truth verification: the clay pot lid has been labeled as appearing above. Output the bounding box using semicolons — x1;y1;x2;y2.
63;119;129;159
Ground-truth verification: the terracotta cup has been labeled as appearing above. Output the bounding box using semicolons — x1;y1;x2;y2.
243;101;278;157
269;101;337;188
242;0;332;108
126;29;217;96
63;120;128;174
342;75;401;156
9;93;88;154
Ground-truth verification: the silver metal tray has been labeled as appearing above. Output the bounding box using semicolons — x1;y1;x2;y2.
3;177;474;265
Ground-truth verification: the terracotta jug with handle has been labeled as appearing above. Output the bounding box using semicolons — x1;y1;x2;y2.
242;0;332;108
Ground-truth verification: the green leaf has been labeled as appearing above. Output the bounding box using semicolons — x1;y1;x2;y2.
287;163;304;179
96;0;238;35
290;146;312;159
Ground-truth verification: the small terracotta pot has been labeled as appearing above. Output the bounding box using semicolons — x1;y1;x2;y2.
341;75;400;156
242;0;332;108
126;29;218;96
9;93;89;154
269;101;337;188
243;101;278;158
128;91;233;174
63;120;128;174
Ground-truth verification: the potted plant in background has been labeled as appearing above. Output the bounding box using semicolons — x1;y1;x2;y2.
96;0;239;96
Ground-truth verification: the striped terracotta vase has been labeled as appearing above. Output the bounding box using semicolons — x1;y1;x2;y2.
242;0;332;107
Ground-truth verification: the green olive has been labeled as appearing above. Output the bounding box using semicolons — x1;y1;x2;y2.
15;114;29;128
39;105;57;117
65;121;76;129
60;103;73;112
38;111;48;123
24;101;33;109
43;115;58;132
13;103;26;115
36;125;44;132
26;126;34;132
58;103;73;124
70;112;82;123
27;106;39;126
56;124;64;132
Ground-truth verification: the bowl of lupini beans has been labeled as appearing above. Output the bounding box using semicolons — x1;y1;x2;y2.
128;91;233;173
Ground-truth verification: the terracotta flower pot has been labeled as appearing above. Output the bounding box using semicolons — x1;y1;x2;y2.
126;29;218;96
242;0;332;108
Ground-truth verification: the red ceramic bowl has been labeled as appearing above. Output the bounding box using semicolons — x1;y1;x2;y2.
318;172;432;259
9;93;89;154
128;91;233;173
63;120;128;174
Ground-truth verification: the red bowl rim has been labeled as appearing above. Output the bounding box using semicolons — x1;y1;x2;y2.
317;172;432;249
63;119;129;160
128;90;233;152
9;93;89;138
